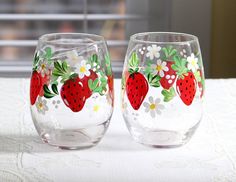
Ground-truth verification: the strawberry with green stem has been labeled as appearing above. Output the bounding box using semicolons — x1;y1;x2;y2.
51;60;88;112
126;52;149;110
160;46;177;90
30;47;54;105
172;56;197;106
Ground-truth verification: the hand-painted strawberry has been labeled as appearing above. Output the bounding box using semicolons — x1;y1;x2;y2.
172;56;197;106
30;71;42;105
80;69;98;98
39;73;51;96
107;74;114;107
176;72;197;105
126;72;149;110
126;52;149;110
160;62;177;89
60;77;86;112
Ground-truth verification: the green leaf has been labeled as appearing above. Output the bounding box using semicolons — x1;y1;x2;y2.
162;46;177;60
128;52;139;73
172;56;188;76
147;73;161;88
161;87;176;102
105;54;112;76
88;79;94;90
51;84;59;95
194;70;201;82
62;61;68;72
43;85;56;98
44;47;52;60
52;60;72;82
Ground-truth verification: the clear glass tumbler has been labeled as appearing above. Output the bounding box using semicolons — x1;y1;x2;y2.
30;33;114;149
121;32;205;147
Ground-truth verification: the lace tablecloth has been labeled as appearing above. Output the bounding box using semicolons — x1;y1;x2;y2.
0;78;236;182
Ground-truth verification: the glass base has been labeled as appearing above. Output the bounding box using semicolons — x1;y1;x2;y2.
127;122;200;148
38;120;110;150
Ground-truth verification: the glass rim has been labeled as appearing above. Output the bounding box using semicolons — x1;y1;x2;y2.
130;32;199;44
38;32;106;45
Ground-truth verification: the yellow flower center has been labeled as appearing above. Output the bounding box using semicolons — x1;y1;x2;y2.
38;103;43;109
149;103;156;110
93;105;100;112
80;66;86;73
41;64;46;70
191;59;196;66
156;65;162;71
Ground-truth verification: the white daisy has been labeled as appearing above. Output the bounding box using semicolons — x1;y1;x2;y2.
187;53;199;72
66;50;84;67
36;97;48;115
146;45;161;60
143;96;164;118
86;94;109;113
151;59;169;77
38;60;50;77
75;60;91;79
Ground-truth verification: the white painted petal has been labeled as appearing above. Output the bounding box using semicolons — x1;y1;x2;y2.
159;70;164;77
163;66;169;72
143;102;149;108
157;46;161;51
187;63;192;70
171;75;175;79
78;73;84;79
152;44;157;49
84;70;90;76
155;98;161;104
166;75;170;79
191;53;195;58
156;59;162;65
162;61;167;67
45;105;49;111
150;110;156;118
86;64;91;70
148;96;154;103
187;56;191;63
145;107;150;112
149;54;154;60
155;52;160;58
146;52;151;58
147;46;152;51
195;64;199;70
81;60;86;66
156;109;161;115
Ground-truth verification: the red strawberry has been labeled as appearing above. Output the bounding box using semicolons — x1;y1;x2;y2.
60;77;86;112
108;74;114;105
160;62;177;89
80;69;98;98
176;72;197;106
30;71;42;105
108;74;114;93
126;72;149;110
39;73;51;96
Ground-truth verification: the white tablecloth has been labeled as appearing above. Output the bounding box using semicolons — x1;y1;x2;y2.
0;78;236;182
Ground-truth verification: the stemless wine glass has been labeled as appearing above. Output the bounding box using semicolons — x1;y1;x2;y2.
121;32;205;147
30;33;114;149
